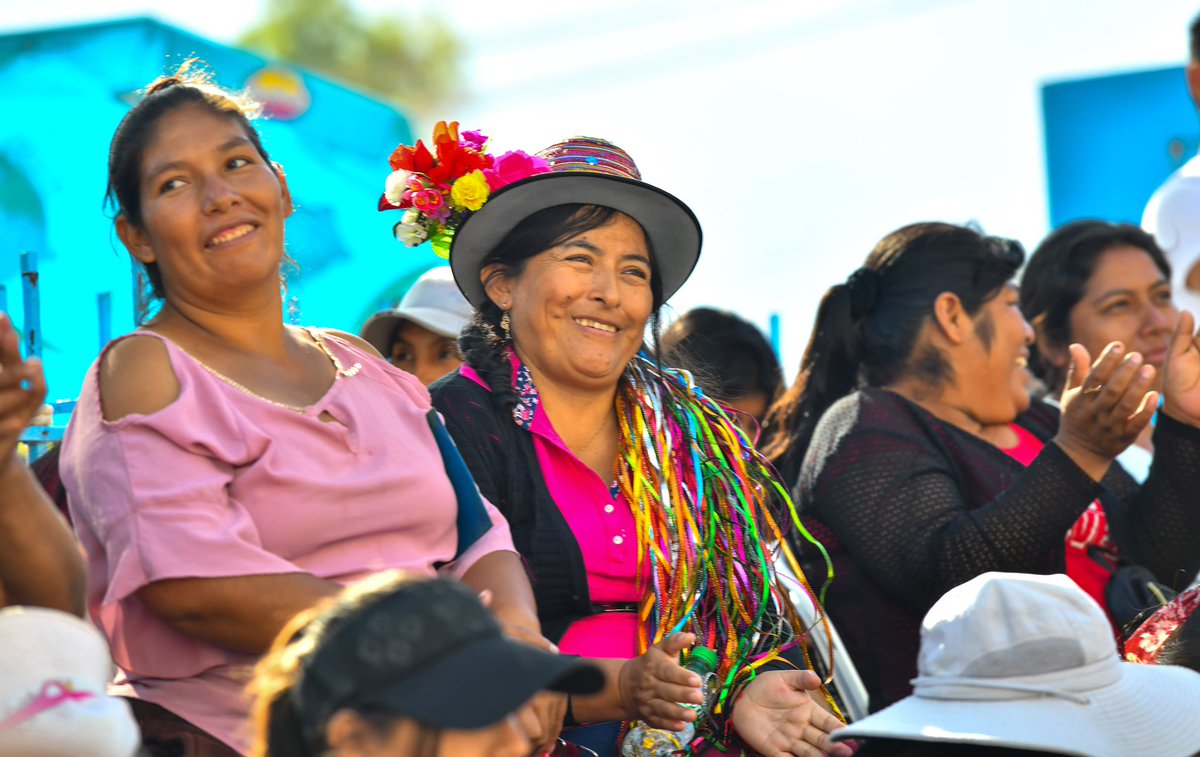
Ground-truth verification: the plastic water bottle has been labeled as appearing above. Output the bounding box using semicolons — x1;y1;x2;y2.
621;646;719;756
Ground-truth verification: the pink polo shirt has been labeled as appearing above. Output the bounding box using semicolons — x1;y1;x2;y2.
60;330;515;752
461;358;642;659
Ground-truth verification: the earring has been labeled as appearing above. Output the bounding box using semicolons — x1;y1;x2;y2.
499;311;511;340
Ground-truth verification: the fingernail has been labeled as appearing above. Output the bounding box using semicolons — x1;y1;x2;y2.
1127;352;1142;365
1141;366;1155;379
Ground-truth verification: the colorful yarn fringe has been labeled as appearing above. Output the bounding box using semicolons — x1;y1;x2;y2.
614;352;840;741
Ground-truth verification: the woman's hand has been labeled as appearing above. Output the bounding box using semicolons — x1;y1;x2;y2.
1054;341;1158;481
731;670;851;757
0;313;46;470
617;632;704;731
1160;311;1200;427
477;589;566;755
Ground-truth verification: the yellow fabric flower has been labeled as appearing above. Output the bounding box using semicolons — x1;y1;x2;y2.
450;170;490;211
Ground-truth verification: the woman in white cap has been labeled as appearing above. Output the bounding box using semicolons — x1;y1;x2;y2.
60;65;550;756
249;573;606;757
380;127;849;756
360;267;474;386
0;606;141;757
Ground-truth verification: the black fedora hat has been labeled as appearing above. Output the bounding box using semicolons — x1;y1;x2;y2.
448;136;702;309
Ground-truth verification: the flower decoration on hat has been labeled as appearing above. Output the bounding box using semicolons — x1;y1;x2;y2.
378;121;551;257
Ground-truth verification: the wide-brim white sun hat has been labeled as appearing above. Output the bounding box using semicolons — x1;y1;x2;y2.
0;606;140;757
448;137;702;310
360;266;474;351
832;572;1200;757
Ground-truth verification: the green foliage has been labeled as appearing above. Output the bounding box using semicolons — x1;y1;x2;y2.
238;0;463;113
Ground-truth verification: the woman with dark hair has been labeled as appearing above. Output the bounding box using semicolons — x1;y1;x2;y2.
249;573;606;757
393;133;850;756
59;65;545;756
762;222;1200;712
659;307;784;437
1020;220;1179;482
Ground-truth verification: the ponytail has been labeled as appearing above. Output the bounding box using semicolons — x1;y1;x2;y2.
763;223;1024;489
762;275;871;487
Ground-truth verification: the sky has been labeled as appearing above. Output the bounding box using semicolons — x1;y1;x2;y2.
3;0;1199;371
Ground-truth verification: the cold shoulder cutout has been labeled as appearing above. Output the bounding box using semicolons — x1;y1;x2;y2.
98;333;180;422
59;328;515;752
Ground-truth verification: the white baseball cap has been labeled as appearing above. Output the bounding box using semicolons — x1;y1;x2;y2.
361;267;475;353
833;572;1200;757
0;606;140;757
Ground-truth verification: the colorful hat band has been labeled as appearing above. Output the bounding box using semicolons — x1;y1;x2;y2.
538;137;641;180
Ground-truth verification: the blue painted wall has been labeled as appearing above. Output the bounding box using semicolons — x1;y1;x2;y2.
0;18;438;401
1043;65;1199;228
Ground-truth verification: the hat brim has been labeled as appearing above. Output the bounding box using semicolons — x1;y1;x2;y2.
360;307;468;353
361;634;605;730
449;172;702;309
832;663;1200;757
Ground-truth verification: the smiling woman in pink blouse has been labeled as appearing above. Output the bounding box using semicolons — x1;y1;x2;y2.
59;65;546;756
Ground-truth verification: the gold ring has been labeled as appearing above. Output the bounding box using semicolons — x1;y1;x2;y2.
1081;384;1103;395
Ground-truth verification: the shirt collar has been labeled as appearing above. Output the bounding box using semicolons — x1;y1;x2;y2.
508;352;539;431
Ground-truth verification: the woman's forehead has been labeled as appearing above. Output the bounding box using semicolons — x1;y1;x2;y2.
139;105;252;174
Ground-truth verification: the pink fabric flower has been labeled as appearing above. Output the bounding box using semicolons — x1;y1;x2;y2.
410;188;445;218
461;129;488;150
483;150;551;191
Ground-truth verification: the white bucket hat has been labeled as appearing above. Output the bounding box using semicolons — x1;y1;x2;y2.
0;606;140;757
360;266;475;352
833;572;1200;757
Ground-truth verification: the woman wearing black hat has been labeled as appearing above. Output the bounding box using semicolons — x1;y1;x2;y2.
250;573;606;757
383;130;849;757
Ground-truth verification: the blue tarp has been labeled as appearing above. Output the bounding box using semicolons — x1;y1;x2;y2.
0;17;436;400
1043;65;1199;228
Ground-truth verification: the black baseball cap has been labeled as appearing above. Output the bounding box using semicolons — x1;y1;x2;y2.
291;577;603;738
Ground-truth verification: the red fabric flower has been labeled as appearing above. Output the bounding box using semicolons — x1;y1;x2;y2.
389;140;435;173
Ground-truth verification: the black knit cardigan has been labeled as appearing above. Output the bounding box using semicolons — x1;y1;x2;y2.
431;371;601;643
796;387;1200;712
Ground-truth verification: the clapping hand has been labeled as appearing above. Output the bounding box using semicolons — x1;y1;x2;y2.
617;632;705;731
1055;341;1158;479
731;670;851;757
0;313;46;469
1160;311;1200;427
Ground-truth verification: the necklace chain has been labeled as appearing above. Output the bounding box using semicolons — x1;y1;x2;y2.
190;328;361;413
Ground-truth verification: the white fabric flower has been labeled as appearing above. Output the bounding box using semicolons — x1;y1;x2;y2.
393;209;428;247
384;169;412;207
